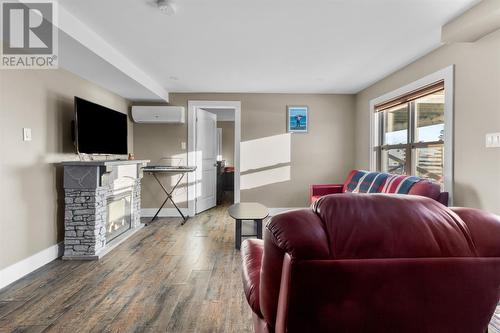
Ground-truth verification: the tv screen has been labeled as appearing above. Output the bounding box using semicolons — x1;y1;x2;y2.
75;97;128;155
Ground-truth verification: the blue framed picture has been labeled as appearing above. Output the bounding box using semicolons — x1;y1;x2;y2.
287;106;308;133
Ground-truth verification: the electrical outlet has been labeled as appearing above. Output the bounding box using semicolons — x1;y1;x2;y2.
485;133;500;148
181;141;186;150
23;128;32;141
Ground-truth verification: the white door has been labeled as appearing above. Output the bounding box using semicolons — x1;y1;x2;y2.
196;109;217;213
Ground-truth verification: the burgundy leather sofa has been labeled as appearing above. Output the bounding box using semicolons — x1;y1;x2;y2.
310;169;449;206
241;194;500;333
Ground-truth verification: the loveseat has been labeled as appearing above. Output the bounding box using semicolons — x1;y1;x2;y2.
310;169;449;205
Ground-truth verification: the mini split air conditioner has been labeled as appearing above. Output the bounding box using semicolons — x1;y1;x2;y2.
131;105;185;124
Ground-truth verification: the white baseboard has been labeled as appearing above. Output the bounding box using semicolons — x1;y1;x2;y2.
141;208;189;218
0;242;63;290
268;207;307;216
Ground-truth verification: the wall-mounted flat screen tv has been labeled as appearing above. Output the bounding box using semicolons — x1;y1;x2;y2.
74;97;128;155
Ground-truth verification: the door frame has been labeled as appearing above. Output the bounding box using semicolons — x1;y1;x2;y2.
187;100;241;216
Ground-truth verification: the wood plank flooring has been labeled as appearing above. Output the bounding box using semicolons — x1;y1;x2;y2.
0;203;498;332
491;305;500;333
0;204;253;333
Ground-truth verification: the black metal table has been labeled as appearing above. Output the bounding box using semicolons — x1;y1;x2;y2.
228;202;269;250
142;166;197;225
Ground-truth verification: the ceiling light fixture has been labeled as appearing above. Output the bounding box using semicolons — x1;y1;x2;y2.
157;0;176;15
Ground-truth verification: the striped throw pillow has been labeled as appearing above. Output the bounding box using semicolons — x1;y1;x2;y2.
344;170;421;194
345;170;390;193
380;175;421;194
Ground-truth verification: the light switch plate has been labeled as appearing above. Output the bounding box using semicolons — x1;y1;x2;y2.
485;133;500;148
23;128;32;141
181;141;186;150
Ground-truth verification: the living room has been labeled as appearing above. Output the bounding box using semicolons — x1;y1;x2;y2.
0;0;499;332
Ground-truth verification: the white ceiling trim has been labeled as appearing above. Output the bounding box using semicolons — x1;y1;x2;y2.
56;4;169;102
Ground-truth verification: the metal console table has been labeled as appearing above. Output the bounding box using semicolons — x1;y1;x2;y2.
142;165;197;225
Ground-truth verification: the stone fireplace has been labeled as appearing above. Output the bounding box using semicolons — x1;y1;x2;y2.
61;160;148;260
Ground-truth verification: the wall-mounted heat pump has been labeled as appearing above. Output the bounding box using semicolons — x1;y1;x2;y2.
131;105;185;124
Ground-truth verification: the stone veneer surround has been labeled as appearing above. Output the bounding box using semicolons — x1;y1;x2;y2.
62;160;148;260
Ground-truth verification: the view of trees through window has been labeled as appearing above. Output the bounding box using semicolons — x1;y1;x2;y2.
375;87;445;186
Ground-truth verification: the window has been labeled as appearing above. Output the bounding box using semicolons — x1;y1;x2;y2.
374;81;445;186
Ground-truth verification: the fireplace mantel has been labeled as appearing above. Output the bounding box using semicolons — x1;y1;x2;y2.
62;160;149;260
61;159;150;167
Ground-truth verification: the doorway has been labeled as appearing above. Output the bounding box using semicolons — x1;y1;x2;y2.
215;119;235;206
187;101;241;217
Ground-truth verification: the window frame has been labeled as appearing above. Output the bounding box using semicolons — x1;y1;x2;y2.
376;96;445;177
369;66;454;204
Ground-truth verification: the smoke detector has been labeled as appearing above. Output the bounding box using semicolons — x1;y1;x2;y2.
157;0;176;15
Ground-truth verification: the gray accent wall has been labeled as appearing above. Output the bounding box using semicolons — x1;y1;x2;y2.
0;68;131;271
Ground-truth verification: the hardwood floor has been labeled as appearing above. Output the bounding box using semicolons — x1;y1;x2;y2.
491;305;500;333
0;203;498;332
0;204;253;333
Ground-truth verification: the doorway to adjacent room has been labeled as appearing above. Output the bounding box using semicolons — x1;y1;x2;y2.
187;101;241;216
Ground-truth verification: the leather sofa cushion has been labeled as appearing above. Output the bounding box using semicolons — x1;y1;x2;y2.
241;239;264;317
408;179;442;201
311;193;477;259
452;207;500;257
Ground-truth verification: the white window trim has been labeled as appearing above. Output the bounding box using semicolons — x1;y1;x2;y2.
369;65;454;204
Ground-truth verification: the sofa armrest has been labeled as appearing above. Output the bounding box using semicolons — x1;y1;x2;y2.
241;239;264;317
310;184;344;202
438;192;449;206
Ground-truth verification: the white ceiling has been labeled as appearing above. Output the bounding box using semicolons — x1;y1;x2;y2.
59;0;479;95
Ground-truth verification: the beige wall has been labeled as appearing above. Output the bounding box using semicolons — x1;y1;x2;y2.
0;69;131;270
133;121;187;209
355;29;500;214
134;93;355;208
217;121;235;166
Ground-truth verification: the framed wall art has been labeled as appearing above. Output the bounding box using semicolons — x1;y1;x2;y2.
287;105;308;133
